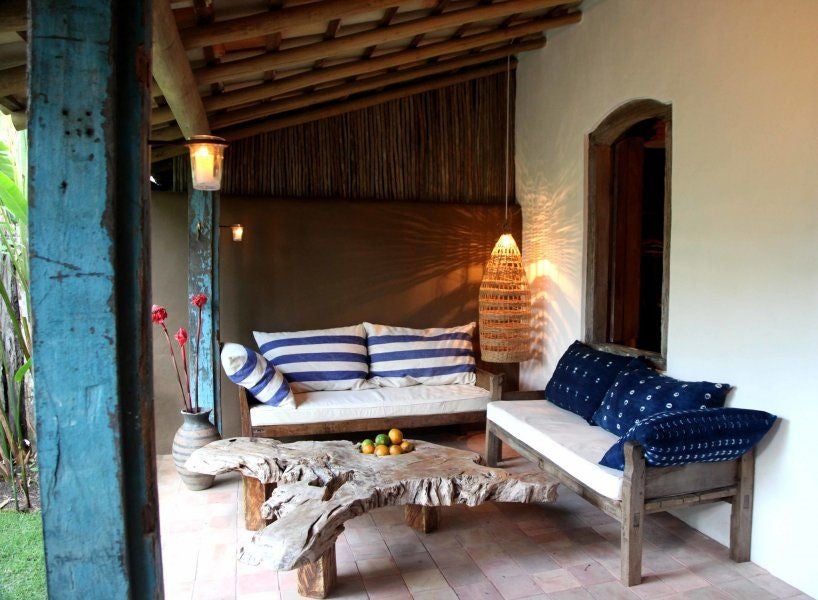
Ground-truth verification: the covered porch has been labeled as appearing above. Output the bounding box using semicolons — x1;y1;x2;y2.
1;0;816;599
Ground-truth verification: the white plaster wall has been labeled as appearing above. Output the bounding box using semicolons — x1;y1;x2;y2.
515;0;818;595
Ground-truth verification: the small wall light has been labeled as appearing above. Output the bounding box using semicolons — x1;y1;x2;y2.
186;135;228;191
219;224;244;242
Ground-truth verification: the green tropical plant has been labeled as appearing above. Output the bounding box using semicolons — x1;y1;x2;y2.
0;133;33;511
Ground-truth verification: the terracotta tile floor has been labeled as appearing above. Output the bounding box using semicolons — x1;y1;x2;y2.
157;431;812;600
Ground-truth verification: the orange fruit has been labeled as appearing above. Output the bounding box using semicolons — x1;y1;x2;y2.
361;444;375;455
388;428;403;444
400;440;414;453
389;444;403;455
374;444;390;457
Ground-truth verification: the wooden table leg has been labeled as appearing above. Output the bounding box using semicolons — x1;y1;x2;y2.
297;545;337;599
404;505;439;534
243;476;275;531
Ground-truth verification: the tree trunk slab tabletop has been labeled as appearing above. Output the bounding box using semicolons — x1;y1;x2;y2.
186;437;559;598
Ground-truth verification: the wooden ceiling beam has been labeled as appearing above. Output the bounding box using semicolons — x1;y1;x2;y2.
0;65;26;97
363;6;401;58
152;36;542;137
181;0;432;51
196;0;571;86
211;38;543;132
169;11;578;121
0;1;26;33
151;59;514;161
150;11;571;126
152;0;210;137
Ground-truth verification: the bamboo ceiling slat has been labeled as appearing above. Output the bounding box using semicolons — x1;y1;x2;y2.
173;72;515;204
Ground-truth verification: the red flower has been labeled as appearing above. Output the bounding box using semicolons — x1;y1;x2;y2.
191;294;207;308
175;328;188;346
151;304;168;324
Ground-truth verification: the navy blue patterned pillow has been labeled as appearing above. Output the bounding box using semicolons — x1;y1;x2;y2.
544;341;645;422
591;364;731;435
599;407;777;470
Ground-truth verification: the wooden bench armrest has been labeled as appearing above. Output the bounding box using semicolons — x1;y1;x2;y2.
476;368;503;400
238;386;261;437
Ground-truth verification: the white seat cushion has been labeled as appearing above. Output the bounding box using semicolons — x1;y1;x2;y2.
251;384;491;426
487;400;624;500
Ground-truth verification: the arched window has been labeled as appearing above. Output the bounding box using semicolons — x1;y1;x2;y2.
585;100;671;366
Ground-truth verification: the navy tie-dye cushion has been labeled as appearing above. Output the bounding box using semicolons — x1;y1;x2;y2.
599;407;777;470
544;341;647;422
591;364;731;435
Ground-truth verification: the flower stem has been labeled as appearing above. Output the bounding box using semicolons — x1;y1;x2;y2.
162;323;190;412
194;307;202;413
180;343;192;412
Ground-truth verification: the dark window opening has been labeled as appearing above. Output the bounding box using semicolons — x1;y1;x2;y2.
585;100;671;366
609;119;666;353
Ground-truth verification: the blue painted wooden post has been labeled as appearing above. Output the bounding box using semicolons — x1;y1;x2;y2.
29;1;162;597
188;189;221;431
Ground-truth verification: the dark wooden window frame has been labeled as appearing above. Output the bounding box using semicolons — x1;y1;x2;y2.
585;99;672;368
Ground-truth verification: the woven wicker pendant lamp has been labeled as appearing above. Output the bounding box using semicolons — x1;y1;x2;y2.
479;58;532;363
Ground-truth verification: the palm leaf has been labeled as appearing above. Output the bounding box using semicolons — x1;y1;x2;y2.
0;172;26;225
0;140;15;182
13;358;31;383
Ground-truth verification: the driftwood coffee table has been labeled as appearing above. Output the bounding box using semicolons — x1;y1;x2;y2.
187;438;558;598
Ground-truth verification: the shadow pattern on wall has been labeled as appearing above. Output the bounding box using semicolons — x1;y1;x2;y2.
516;135;582;390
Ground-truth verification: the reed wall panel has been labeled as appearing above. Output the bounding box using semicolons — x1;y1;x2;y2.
174;72;515;203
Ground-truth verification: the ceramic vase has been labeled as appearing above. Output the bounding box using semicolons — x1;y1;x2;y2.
172;409;220;491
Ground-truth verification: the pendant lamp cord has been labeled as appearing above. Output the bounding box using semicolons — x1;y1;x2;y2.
503;55;511;229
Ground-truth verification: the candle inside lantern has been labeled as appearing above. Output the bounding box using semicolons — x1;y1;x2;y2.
186;136;227;191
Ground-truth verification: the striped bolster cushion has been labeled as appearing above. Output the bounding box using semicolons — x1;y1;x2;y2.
364;322;477;388
253;324;370;392
220;343;294;408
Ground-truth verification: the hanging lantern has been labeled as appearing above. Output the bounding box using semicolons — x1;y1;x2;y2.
230;224;244;242
478;57;532;363
479;233;532;363
186;135;227;191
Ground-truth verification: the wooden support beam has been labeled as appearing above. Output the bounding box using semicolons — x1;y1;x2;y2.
0;65;26;98
182;0;432;50
153;0;210;137
195;0;571;85
188;189;221;431
29;0;161;596
405;505;440;534
297;546;337;599
9;110;27;130
208;44;532;131
0;0;26;33
151;58;517;161
149;12;575;124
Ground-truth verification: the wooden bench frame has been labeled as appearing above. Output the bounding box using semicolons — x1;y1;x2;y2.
485;417;754;586
237;368;503;529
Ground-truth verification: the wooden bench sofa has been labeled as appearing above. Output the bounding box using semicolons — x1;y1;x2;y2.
237;367;503;529
484;394;754;587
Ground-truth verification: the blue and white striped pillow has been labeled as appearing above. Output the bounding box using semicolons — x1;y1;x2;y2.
220;343;294;408
364;322;477;387
253;324;370;392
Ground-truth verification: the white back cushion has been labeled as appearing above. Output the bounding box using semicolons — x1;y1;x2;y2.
254;324;370;392
364;322;476;387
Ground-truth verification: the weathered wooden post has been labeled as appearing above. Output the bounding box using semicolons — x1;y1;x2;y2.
188;188;221;431
29;1;162;597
